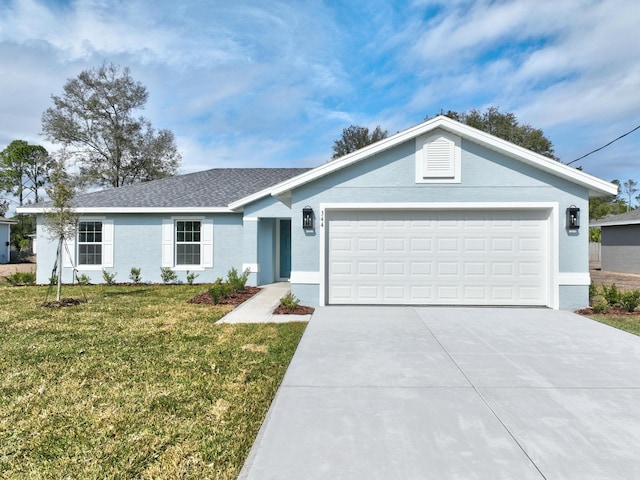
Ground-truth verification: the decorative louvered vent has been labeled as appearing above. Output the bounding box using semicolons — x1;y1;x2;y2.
424;137;454;177
415;130;461;183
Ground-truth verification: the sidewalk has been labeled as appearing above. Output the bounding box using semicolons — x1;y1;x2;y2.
218;282;312;324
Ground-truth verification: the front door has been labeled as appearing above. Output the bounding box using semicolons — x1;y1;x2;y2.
279;219;292;279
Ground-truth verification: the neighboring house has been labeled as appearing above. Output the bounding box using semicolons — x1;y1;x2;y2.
0;217;16;264
18;116;617;310
590;210;640;274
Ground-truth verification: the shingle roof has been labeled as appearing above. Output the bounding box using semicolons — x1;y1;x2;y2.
0;216;17;224
591;209;640;226
31;168;310;210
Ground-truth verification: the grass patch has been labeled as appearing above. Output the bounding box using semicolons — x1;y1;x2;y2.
0;284;306;479
587;313;640;336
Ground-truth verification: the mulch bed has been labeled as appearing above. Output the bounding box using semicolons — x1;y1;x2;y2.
39;298;86;308
273;305;315;315
187;286;261;306
576;306;640;316
187;286;315;314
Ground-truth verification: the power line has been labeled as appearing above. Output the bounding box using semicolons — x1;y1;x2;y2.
566;124;640;166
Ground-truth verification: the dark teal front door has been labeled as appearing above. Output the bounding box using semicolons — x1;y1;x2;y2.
279;219;291;279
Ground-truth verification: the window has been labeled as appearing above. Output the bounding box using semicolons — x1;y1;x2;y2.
162;217;212;269
78;221;102;265
176;220;201;265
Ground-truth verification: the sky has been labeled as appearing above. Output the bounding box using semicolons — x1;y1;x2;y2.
1;0;639;210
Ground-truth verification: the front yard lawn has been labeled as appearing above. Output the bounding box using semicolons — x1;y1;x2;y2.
0;284;306;479
587;313;640;336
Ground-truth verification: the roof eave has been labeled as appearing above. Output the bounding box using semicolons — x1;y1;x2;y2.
590;219;640;227
16;206;236;214
270;116;618;199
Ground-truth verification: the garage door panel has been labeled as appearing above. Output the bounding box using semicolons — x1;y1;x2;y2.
327;209;549;306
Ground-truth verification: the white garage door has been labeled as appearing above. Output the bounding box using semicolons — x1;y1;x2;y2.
327;209;550;306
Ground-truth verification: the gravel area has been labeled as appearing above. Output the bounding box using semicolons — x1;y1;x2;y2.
0;263;35;277
590;266;640;291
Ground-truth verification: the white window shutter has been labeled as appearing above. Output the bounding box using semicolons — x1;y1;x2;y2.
423;136;454;178
62;237;75;268
161;219;174;267
202;218;214;267
102;219;114;267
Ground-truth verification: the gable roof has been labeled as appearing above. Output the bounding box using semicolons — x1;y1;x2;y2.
17;168;310;214
590;209;640;227
255;116;617;206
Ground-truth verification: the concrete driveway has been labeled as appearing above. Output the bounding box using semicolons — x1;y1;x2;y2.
239;307;640;479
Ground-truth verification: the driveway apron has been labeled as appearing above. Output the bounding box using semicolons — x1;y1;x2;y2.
238;307;640;480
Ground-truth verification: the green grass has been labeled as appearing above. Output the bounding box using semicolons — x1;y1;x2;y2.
588;313;640;336
0;284;306;479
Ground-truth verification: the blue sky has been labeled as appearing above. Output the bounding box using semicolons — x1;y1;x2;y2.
1;0;639;206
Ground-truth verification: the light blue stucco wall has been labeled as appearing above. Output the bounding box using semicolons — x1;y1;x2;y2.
284;136;590;310
35;213;245;285
0;223;10;264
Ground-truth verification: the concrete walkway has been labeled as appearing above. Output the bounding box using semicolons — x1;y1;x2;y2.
218;282;312;324
239;306;640;479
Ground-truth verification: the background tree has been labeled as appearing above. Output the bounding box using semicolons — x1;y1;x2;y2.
435;107;558;159
42;62;181;188
0;140;51;205
0;200;8;217
622;179;638;212
332;125;388;159
43;150;78;301
589;179;625;219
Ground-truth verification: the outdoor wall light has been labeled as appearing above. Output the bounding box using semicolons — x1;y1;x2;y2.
567;205;580;230
302;206;314;231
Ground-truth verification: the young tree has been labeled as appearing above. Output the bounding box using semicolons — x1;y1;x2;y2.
43;151;78;301
623;179;638;211
436;107;558;159
0;140;51;205
332;125;388;159
41;62;181;188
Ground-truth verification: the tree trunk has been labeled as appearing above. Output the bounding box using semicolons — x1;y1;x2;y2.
56;236;63;301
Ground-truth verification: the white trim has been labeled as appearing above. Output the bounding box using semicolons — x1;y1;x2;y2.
290;271;320;284
243;263;259;273
266;116;617;202
243;217;259;222
320;201;557;211
319;202;560;309
558;272;591;285
17;206;234;214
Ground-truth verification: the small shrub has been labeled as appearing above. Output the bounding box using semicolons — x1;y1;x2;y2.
75;273;91;286
592;298;611;314
102;269;117;286
227;267;250;292
160;267;178;284
129;267;142;284
186;270;199;285
3;271;36;286
588;282;598;302
619;290;640;312
48;274;58;286
209;278;229;304
602;284;621;306
279;292;300;310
